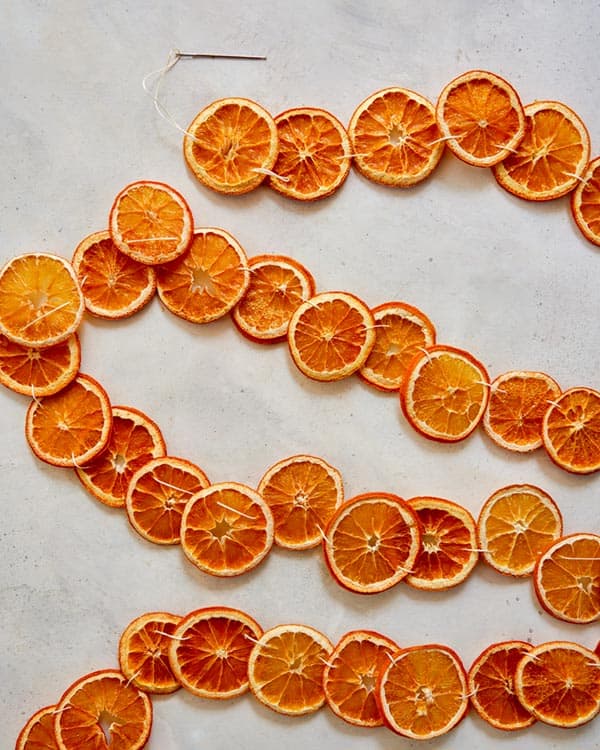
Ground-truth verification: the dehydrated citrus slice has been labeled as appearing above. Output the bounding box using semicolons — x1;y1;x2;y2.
248;624;333;715
0;332;80;397
126;456;210;545
269;108;351;200
72;230;156;319
118;611;182;694
515;641;600;727
156;227;250;324
169;606;262;699
436;70;525;167
323;629;397;727
483;370;561;452
542;386;600;474
257;454;343;550
405;497;478;590
25;373;112;467
16;705;59;750
378;644;469;739
54;669;152;750
181;481;274;576
232;254;316;343
571;156;600;246
287;291;376;382
109;180;193;265
349;87;445;186
184;97;278;195
0;253;84;349
400;345;489;442
533;532;600;624
494;101;591;201
468;641;535;731
324;492;421;594
478;484;563;577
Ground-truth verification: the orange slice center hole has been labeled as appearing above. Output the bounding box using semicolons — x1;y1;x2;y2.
99;709;123;743
215;647;229;659
360;672;376;692
422;531;441;553
389;122;407;147
294;491;309;508
113;453;127;473
211;518;233;540
577;575;592;593
289;656;304;673
191;268;217;296
28;289;48;311
386;342;403;356
513;520;527;534
366;534;380;552
165;495;177;509
415;685;435;714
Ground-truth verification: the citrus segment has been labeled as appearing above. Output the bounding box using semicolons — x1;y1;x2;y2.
16;705;59;750
542;387;600;474
571;156;600;246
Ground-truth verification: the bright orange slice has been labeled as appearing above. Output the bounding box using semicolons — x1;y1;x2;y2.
400;345;489;442
323;629;397;727
405;497;478;590
109;180;193;265
378;644;469;739
494;101;591;200
0;332;80;397
0;253;84;349
184;97;279;195
436;70;525;167
515;641;600;727
571;156;600;246
483;370;561;452
232;254;316;343
257;454;343;550
72;230;156;319
542;386;600;474
248;624;333;715
156;227;249;324
349;87;445;186
54;669;152;750
118;611;182;694
477;484;563;577
468;641;535;731
168;606;262;699
25;373;112;467
16;705;59;750
533;533;600;624
324;492;421;594
181;481;274;576
126;456;210;545
287;291;376;381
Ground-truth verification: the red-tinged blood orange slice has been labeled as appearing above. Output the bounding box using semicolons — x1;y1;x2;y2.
571;156;600;246
16;705;59;750
542;387;600;474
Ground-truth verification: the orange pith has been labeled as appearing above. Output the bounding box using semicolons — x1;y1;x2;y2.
478;484;563;577
16;705;59;750
542;387;600;474
257;454;344;550
571;156;600;245
72;230;156;319
156;227;250;324
184;97;279;195
169;607;262;699
181;482;274;576
248;624;334;715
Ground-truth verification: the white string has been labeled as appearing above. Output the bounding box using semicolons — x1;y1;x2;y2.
318;655;336;668
243;633;261;645
126;236;180;244
21;301;71;332
155;630;189;641
51;706;69;715
125;668;144;687
71;452;81;469
492;142;520;154
216;501;256;520
252;167;290;183
562;170;589;186
417;346;432;363
153;477;196;496
428;133;465;146
31;383;41;407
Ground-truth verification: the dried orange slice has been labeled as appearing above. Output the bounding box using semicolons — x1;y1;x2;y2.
54;669;152;750
184;97;278;195
126;456;210;545
248;624;333;715
515;641;600;727
287;291;376;381
533;532;600;624
378;644;469;739
468;641;535;731
405;497;478;590
571;156;600;246
181;481;274;576
0;253;84;349
269;108;351;200
156;227;249;324
436;70;525;167
109;180;193;265
542;386;600;474
324;492;421;594
0;332;80;397
323;629;397;727
118;611;182;694
16;705;59;750
478;484;563;577
25;373;112;467
257;454;343;550
232;254;316;343
494;101;591;201
169;606;262;699
483;370;561;452
400;345;489;442
349;87;445;186
72;230;156;319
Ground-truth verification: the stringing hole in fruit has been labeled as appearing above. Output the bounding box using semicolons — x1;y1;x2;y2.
191;268;217;296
